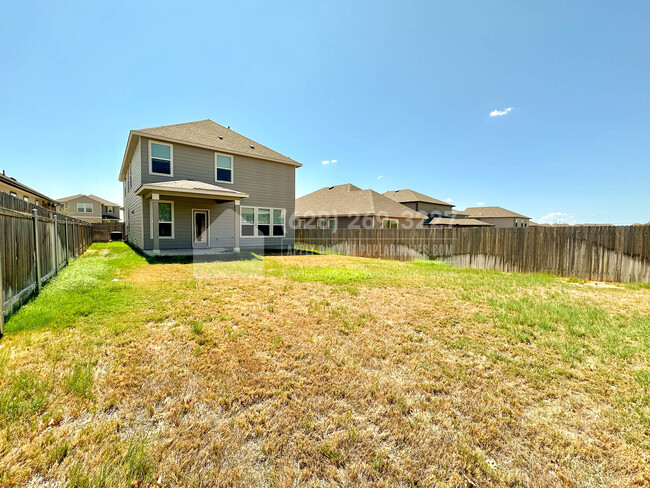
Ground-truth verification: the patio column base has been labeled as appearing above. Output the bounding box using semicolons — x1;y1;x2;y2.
233;247;240;253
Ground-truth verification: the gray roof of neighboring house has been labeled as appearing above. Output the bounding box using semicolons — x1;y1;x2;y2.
425;217;494;227
119;120;300;182
0;173;60;205
382;189;453;207
451;209;469;217
58;194;121;207
296;184;426;220
462;206;531;219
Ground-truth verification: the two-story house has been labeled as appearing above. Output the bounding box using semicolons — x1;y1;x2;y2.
58;194;121;223
0;171;59;210
118;120;301;255
462;206;531;227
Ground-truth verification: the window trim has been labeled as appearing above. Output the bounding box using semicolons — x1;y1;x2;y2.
214;152;234;184
382;218;399;229
240;206;286;238
149;200;175;239
148;140;174;177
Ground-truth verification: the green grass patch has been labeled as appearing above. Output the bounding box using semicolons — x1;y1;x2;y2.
6;243;145;334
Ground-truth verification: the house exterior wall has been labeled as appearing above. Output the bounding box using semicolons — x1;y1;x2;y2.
143;197;236;250
101;204;121;219
63;196;103;222
0;181;57;210
125;137;297;251
124;140;144;249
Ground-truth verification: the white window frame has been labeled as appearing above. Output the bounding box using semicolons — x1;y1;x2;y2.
148;140;174;177
150;200;175;239
240;206;286;238
214;153;234;184
23;196;29;203
382;218;398;229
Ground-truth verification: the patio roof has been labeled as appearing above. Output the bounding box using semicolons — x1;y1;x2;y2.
135;179;249;200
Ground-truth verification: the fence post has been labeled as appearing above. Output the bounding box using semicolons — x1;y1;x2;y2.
0;230;4;337
65;219;69;264
53;214;59;274
32;209;42;291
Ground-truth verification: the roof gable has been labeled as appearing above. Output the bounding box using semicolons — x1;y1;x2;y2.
58;194;120;207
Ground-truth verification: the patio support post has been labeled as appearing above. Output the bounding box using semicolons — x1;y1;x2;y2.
152;193;160;255
233;200;240;252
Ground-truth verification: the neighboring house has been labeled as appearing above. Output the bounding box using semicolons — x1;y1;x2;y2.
296;184;425;229
426;217;493;228
58;194;121;223
0;171;59;210
118;119;301;256
462;206;531;227
382;189;490;228
383;189;454;218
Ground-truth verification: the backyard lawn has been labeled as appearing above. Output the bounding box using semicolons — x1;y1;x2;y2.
1;242;649;487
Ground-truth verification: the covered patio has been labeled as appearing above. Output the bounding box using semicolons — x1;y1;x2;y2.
135;180;248;256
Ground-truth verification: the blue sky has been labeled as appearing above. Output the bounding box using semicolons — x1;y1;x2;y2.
1;1;648;224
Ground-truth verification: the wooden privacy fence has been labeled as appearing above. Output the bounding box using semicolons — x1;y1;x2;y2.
295;226;650;284
92;222;125;242
0;193;92;335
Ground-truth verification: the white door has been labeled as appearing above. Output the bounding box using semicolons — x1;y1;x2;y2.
192;210;209;248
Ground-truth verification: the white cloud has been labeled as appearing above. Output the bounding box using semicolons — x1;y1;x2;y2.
331;160;337;163
489;107;513;117
538;211;574;224
322;159;338;165
377;175;384;179
445;198;453;203
321;160;329;165
476;202;485;206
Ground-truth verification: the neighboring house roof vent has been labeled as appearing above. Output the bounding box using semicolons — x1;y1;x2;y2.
249;144;255;149
218;135;223;140
328;186;334;190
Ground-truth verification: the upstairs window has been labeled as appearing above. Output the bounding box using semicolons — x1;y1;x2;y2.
215;154;233;183
317;219;327;229
77;203;93;213
9;192;16;198
328;219;337;229
149;141;173;176
107;207;114;214
382;219;398;229
23;197;29;203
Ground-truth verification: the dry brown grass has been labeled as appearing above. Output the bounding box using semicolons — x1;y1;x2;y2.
0;244;649;487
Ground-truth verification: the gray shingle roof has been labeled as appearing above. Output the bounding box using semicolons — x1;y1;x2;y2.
296;184;425;220
383;189;453;207
462;206;530;219
135;120;300;167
